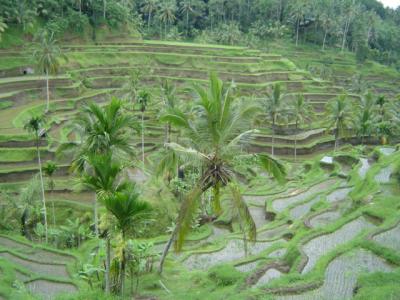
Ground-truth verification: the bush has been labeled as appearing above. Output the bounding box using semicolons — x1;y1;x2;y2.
208;264;243;286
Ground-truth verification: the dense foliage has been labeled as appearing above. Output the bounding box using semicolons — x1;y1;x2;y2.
1;0;400;67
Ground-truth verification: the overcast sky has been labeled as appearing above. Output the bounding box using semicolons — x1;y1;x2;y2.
378;0;400;9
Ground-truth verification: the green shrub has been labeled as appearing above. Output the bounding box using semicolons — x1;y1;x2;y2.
208;264;243;286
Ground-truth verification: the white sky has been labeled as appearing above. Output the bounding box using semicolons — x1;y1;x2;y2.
378;0;400;9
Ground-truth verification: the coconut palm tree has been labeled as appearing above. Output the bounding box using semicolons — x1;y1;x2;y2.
43;161;58;226
353;92;376;145
262;83;286;157
158;74;286;274
326;94;352;151
32;31;65;112
57;98;138;237
158;1;176;38
289;94;313;161
142;0;159;29
24;115;48;243
0;17;7;42
179;0;201;37
104;184;150;296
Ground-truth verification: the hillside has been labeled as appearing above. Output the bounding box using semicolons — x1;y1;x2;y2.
0;35;399;300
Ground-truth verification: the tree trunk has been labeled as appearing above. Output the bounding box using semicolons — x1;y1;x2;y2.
79;0;81;14
52;195;56;226
271;118;275;157
148;13;151;30
103;0;106;19
341;20;349;52
322;30;327;50
94;193;98;237
294;121;298;162
186;11;189;37
296;18;300;46
45;69;50;112
37;140;48;243
141;111;145;168
158;226;177;275
334;128;339;152
105;237;111;293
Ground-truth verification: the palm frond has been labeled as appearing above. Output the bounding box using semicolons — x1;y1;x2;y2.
256;154;286;184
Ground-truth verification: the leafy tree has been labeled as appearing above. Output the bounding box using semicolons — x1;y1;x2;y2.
179;0;203;36
158;74;286;274
32;31;65;112
262;83;286;157
43;160;58;225
24;116;48;243
160;79;178;143
326;94;352;151
289;94;313;161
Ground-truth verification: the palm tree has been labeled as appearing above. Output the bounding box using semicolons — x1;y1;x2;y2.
32;31;65;112
353;92;375;145
289;94;313;161
160;80;178;143
80;152;125;294
43;161;58;226
326;94;352;151
262;83;286;157
122;70;142;110
0;17;7;42
137;90;150;167
158;1;176;38
104;184;150;296
57;98;138;237
24;116;48;243
142;0;159;30
158;74;286;274
179;0;195;36
290;1;307;46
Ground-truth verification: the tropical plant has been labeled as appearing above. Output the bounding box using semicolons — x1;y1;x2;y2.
142;0;159;29
160;79;178;143
289;94;313;161
24;116;48;243
122;70;142;109
137;89;151;167
158;74;286;274
262;83;286;157
43;160;58;225
57;98;137;239
158;1;176;38
104;184;150;295
354;92;376;144
326;94;352;151
32;31;65;112
179;0;202;36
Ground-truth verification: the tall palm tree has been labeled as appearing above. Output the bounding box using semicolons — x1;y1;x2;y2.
0;17;7;42
104;184;150;296
290;0;307;46
142;0;159;29
262;83;286;157
326;94;352;151
43;161;58;226
160;80;178;143
179;0;195;36
24;116;48;243
158;1;176;38
122;70;142;110
137;90;150;167
289;94;313;161
158;74;286;274
32;31;65;112
57;98;138;236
